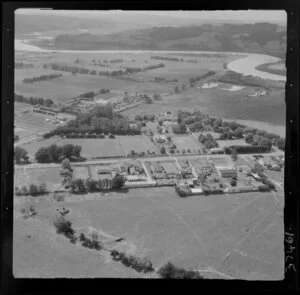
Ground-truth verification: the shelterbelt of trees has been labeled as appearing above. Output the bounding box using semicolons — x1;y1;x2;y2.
15;93;55;107
44;104;141;139
43;62;165;78
23;73;63;84
15;62;34;69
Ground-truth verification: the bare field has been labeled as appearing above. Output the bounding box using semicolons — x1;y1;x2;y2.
13;187;284;279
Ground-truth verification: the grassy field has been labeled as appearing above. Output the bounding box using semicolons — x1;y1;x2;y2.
119;135;158;155
89;165;113;180
73;166;90;179
59;138;125;159
13;187;284;279
172;135;201;151
14;167;62;191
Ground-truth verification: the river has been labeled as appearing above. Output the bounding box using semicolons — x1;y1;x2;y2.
15;39;286;82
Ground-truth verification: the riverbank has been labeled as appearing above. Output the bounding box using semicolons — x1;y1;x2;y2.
15;39;286;82
255;61;286;76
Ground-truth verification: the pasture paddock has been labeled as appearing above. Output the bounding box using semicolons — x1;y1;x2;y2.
13;187;283;279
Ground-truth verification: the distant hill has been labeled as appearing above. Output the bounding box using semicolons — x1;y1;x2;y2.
45;22;286;57
15;14;115;34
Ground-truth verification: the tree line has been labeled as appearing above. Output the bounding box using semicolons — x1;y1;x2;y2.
151;56;183;62
15;62;34;69
43;62;165;78
23;73;63;84
43;104;141;139
15;93;54;107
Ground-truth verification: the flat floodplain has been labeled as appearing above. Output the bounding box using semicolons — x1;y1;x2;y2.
13;187;284;279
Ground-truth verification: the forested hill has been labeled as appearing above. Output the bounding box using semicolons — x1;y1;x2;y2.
48;23;286;57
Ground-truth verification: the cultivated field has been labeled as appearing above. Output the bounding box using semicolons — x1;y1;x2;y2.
13;187;284;279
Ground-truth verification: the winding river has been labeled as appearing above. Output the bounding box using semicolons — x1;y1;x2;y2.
15;39;286;82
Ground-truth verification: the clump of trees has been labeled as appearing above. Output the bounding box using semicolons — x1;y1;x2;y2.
43;104;141;139
158;262;204;279
35;144;82;163
14;146;29;164
172;123;187;134
198;134;219;149
60;158;73;187
53;216;76;241
79;232;104;250
23;73;63;84
110;250;154;273
15;93;54;107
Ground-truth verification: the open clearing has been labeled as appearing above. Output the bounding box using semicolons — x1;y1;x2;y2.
119;135;158;155
172;135;201;151
14;167;62;191
58;138;125;159
14;187;283;279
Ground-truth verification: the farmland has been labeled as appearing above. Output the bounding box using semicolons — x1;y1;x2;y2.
13;15;286;281
14;167;62;191
172;135;202;151
13;187;284;279
119;135;158;156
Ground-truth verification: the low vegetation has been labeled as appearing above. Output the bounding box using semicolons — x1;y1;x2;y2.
19;201;37;219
